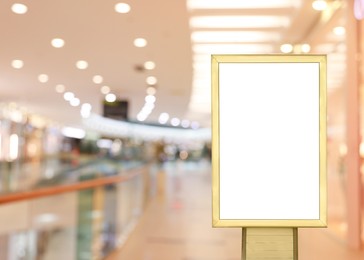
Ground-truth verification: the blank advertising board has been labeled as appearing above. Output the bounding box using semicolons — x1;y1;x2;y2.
211;55;327;227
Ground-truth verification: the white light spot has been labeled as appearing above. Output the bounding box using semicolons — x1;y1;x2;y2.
38;74;49;83
11;3;28;14
55;84;65;93
105;93;116;102
70;98;80;107
51;38;65;48
134;38;147;47
145;95;156;104
158;113;169;124
101;86;110;94
146;86;157;95
312;0;328;11
115;3;131;13
93;75;103;84
76;60;88;70
63;92;74;101
144;61;156;70
11;59;24;69
280;43;293;53
181;120;190;128
146;76;157;85
171;117;180;127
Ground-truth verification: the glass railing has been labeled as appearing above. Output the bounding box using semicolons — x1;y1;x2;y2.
0;159;157;260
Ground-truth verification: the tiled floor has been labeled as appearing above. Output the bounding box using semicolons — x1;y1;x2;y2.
107;160;364;260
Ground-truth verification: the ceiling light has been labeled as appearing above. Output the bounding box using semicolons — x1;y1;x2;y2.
38;74;49;83
81;103;92;111
115;3;131;13
55;84;65;93
76;60;88;70
187;0;296;9
190;16;290;29
158;113;169;124
105;93;116;102
51;38;65;48
11;59;24;69
101;86;110;94
146;76;157;85
63;92;74;101
312;0;327;11
137;113;147;121
134;38;147;47
11;3;28;14
70;98;80;107
191;31;280;43
301;43;311;53
280;43;293;53
145;95;156;104
181;120;190;128
191;121;200;130
146;86;157;95
333;26;346;36
93;75;103;84
171;118;180;127
144;61;156;70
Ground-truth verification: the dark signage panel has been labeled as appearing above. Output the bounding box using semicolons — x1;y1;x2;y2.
103;100;129;120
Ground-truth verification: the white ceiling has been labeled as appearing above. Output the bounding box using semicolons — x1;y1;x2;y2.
0;0;346;130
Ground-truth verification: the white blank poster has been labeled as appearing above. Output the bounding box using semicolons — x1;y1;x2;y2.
218;62;320;220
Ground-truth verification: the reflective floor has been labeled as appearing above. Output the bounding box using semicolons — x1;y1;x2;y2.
107;161;364;260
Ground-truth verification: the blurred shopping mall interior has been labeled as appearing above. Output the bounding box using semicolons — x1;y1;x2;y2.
0;0;364;259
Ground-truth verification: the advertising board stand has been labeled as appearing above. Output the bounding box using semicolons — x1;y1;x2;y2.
211;55;327;259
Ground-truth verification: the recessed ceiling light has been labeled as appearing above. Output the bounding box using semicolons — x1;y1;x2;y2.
76;60;88;70
93;75;103;84
11;59;24;69
146;76;157;85
11;3;28;14
191;121;200;129
70;98;80;107
146;86;157;95
134;38;147;47
64;92;74;101
144;61;156;70
105;93;116;102
115;3;131;13
280;43;293;53
171;118;180;127
181;120;190;128
100;86;110;94
312;0;327;11
81;103;92;111
38;74;49;83
301;43;311;53
55;84;65;93
333;26;346;36
158;113;169;124
145;95;156;104
51;38;65;48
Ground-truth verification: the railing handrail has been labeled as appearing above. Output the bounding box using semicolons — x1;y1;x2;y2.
0;165;147;205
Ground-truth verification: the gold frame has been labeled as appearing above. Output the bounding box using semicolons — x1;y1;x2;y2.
211;54;327;227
